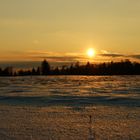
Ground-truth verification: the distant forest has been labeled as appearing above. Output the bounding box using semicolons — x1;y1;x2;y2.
0;59;140;76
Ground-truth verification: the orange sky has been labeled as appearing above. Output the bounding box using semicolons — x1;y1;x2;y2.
0;0;140;62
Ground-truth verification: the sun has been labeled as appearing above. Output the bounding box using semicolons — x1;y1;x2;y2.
87;48;95;58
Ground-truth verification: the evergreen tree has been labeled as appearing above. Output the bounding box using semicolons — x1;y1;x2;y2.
41;60;50;75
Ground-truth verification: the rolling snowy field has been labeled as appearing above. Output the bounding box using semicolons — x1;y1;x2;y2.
0;76;140;140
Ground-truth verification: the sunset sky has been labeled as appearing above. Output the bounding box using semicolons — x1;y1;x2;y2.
0;0;140;64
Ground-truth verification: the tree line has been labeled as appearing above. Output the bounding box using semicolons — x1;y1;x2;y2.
0;59;140;76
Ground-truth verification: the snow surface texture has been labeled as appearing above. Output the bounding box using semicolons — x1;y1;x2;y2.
0;76;140;140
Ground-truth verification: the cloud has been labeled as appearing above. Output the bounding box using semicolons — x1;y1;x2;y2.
100;53;124;57
2;50;140;63
99;50;124;57
31;51;84;62
98;50;140;62
11;50;84;63
101;50;110;54
37;56;81;62
129;55;140;60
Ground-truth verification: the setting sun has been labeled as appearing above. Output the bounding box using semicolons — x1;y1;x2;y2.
87;48;95;58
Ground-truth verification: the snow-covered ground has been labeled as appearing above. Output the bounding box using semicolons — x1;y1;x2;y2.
0;76;140;140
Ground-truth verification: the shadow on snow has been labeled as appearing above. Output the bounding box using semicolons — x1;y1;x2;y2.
0;95;139;107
